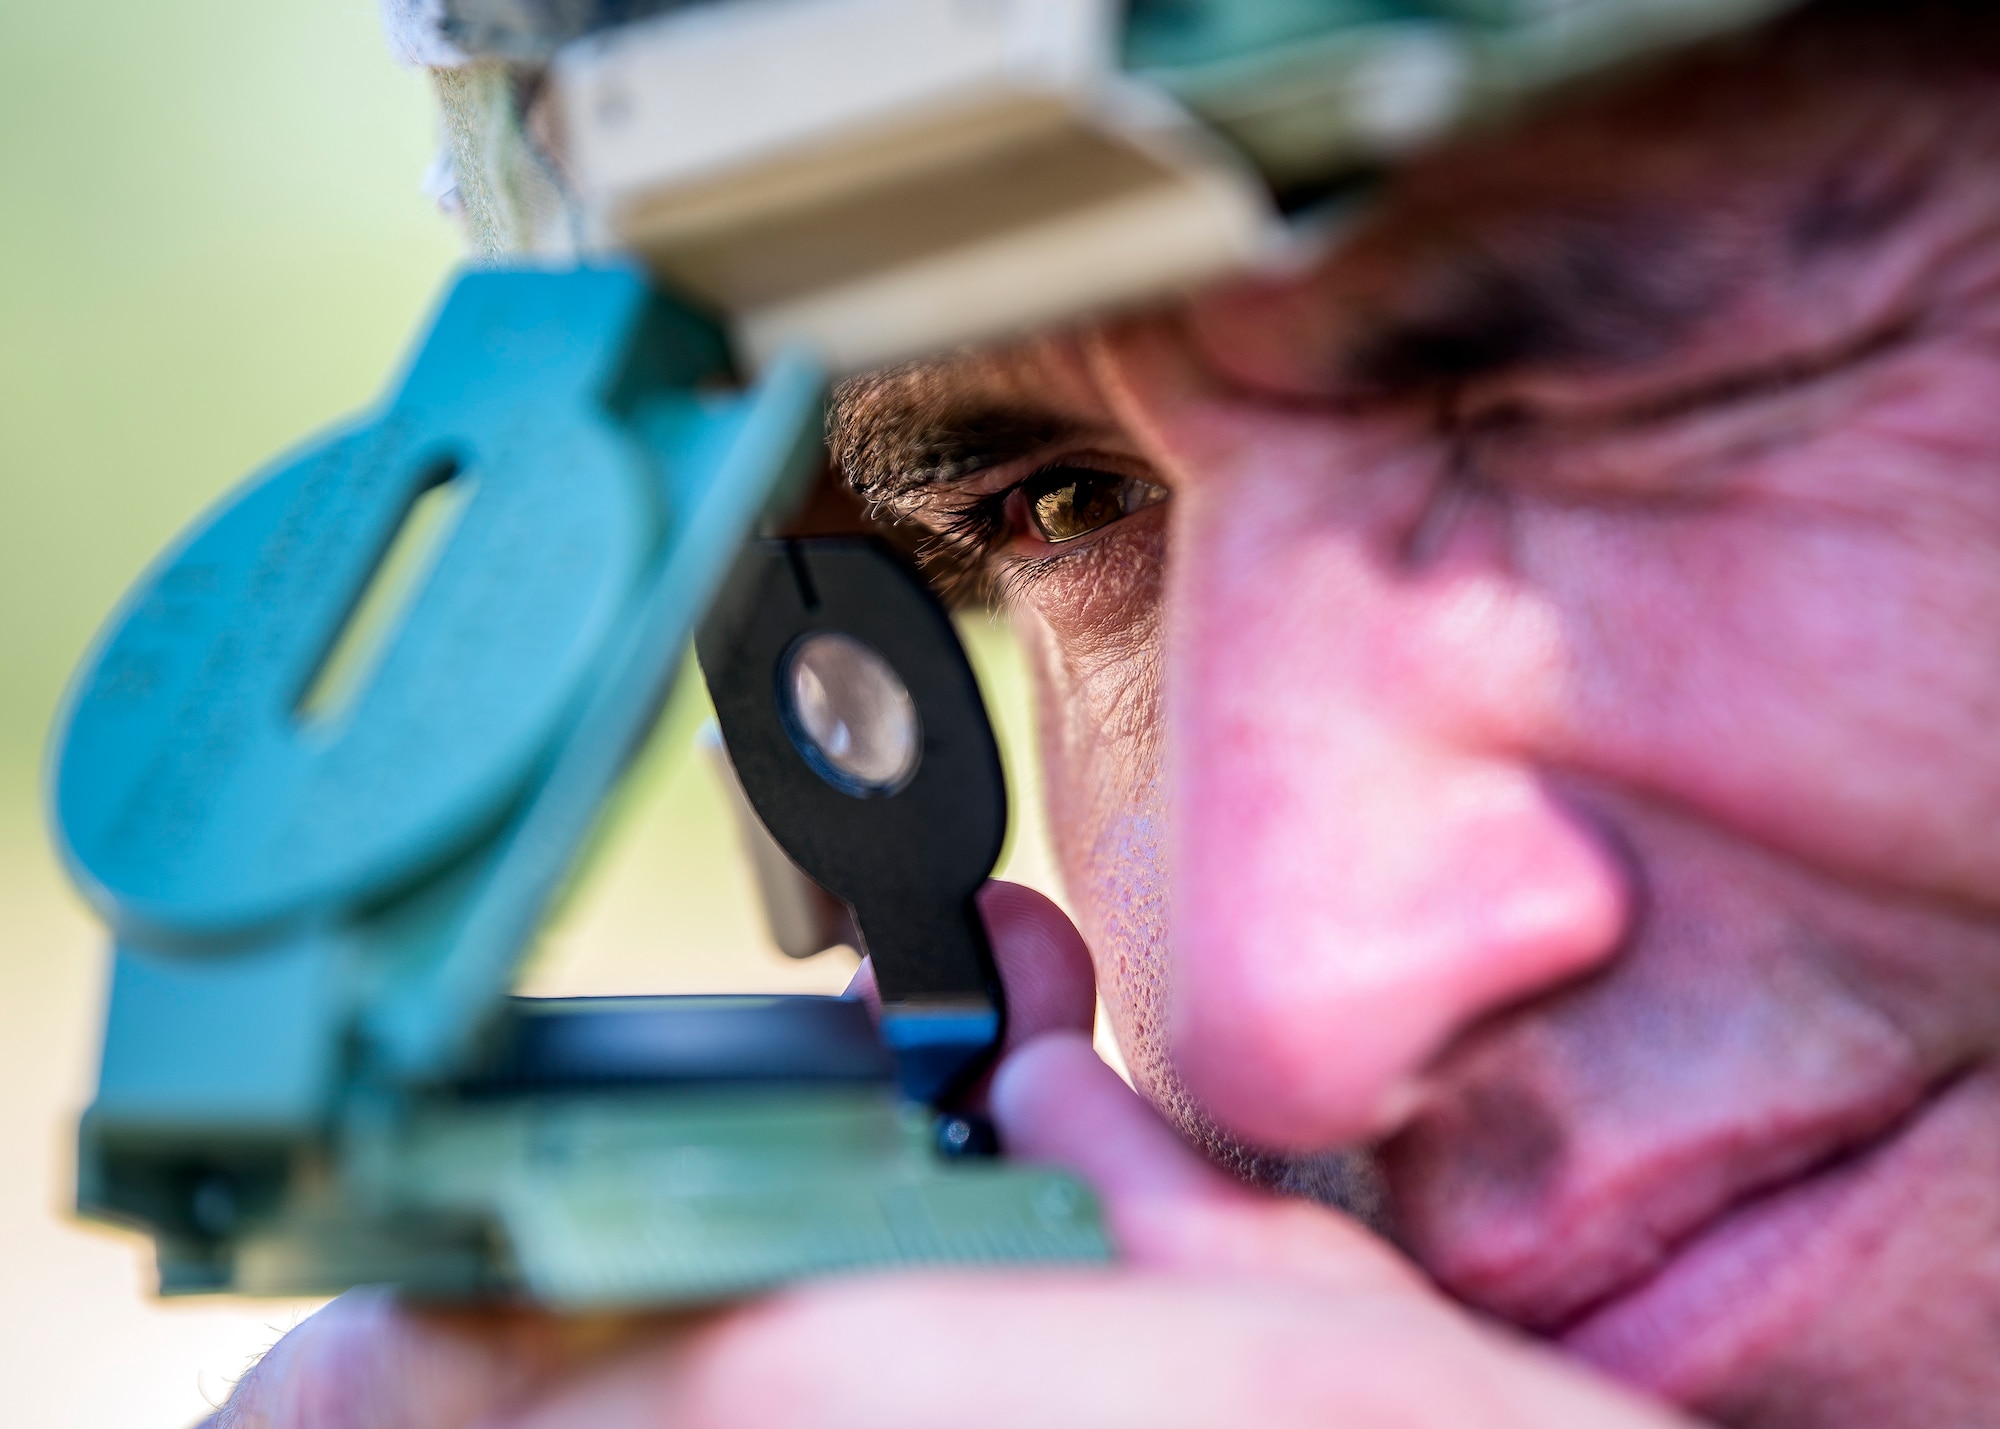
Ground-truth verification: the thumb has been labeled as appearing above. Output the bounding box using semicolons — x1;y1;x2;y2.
993;1032;1418;1295
976;880;1100;1053
843;880;1099;1057
207;1288;655;1428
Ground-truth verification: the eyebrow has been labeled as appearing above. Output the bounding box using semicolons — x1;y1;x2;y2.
1337;212;1738;395
829;371;1088;513
828;217;1742;511
1341;142;1941;395
824;236;1712;514
830;157;1940;508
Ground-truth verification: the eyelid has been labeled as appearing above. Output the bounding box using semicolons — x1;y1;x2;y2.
1014;462;1171;549
918;446;1162;542
956;443;1160;497
1449;312;1923;435
1450;318;1932;507
919;454;1162;576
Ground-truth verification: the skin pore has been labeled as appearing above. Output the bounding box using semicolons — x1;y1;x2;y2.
209;3;2000;1426
834;4;2000;1422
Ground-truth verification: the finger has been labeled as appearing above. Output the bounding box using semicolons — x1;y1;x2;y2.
209;1289;688;1429
839;956;878;1011
211;1290;540;1429
992;1030;1233;1203
497;1275;1694;1429
977;880;1099;1052
993;1032;1418;1292
844;881;1097;1055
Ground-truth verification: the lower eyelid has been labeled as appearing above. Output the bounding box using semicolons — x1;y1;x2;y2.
997;510;1172;612
1468;381;1846;502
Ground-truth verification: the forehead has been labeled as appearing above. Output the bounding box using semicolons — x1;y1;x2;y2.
830;8;1995;495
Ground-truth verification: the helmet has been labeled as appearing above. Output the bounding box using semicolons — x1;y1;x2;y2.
385;0;1802;369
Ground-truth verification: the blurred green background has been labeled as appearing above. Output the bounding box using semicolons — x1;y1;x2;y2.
0;3;460;1421
0;2;1064;1422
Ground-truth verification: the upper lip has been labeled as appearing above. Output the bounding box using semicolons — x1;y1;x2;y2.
1383;1060;1937;1333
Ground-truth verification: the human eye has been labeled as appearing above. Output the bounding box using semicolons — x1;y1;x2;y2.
1021;465;1169;544
914;455;1171;602
1454;315;1924;503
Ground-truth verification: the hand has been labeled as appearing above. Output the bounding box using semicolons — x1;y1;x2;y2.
208;885;1690;1428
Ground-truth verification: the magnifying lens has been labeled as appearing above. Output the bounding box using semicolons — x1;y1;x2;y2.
781;632;921;796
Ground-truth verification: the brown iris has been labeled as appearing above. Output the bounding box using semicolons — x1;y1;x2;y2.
1026;467;1169;543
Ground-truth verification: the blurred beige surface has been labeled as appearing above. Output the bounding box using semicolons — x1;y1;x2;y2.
0;2;1070;1423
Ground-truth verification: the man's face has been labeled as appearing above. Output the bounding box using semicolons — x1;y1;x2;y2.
833;8;2000;1425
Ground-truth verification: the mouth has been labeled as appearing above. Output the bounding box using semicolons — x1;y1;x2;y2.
1551;1069;1971;1406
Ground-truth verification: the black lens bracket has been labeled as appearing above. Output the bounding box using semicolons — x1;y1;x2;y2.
697;538;1008;1106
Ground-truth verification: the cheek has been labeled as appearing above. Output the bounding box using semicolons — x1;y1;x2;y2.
1693;1072;2000;1425
1011;528;1175;1083
1538;375;2000;904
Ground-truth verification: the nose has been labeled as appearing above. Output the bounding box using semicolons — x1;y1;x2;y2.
1160;412;1631;1153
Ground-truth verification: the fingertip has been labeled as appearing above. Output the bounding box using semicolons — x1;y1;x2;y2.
991;1031;1230;1205
988;1029;1104;1137
842;956;879;1013
977;881;1098;1051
